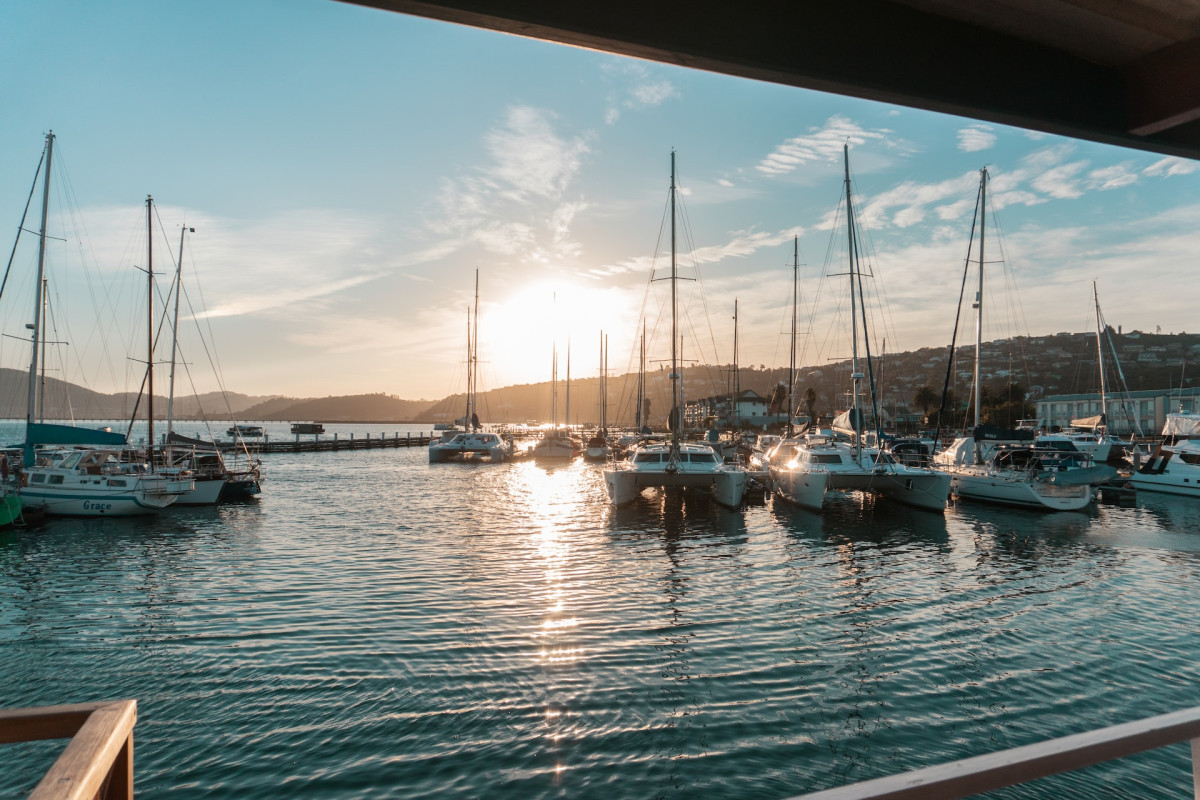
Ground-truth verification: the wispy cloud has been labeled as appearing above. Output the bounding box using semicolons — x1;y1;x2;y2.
756;115;891;176
957;124;997;152
418;106;592;265
1144;156;1200;177
484;106;590;201
601;61;679;125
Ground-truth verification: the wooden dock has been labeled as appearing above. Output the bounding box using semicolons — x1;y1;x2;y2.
219;431;434;455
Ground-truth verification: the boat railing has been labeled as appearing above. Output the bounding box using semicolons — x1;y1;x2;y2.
786;706;1200;800
1;699;137;799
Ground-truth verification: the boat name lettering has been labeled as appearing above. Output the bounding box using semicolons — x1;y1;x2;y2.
82;501;113;511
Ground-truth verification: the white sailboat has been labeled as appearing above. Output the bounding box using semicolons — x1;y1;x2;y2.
603;151;747;508
533;341;578;459
157;222;261;503
15;143;191;516
933;169;1114;510
584;332;613;461
430;270;512;463
1036;283;1118;462
772;146;949;512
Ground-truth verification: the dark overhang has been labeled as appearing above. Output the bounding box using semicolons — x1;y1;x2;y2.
343;0;1200;160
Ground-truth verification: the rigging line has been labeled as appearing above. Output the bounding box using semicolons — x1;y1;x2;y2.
934;172;983;445
54;146;126;396
0;146;46;305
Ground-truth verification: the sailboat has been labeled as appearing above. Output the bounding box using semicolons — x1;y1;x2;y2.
770;146;949;512
603;151;747;507
12;137;191;516
584;332;613;461
429;270;511;463
933;168;1115;510
157;221;262;502
1036;283;1118;461
533;340;579;459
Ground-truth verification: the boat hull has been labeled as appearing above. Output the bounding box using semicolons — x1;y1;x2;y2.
826;470;952;512
604;467;747;508
19;486;181;516
947;467;1094;511
770;468;829;510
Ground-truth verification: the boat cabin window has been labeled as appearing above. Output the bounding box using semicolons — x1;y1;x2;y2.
814;454;843;464
60;452;83;470
30;474;45;483
686;453;717;463
107;479;128;487
634;452;664;463
1179;453;1200;465
48;474;64;485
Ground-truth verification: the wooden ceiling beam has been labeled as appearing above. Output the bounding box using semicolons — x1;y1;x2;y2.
343;0;1200;160
1125;36;1200;135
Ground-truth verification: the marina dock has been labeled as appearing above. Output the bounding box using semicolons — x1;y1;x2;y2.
217;431;434;454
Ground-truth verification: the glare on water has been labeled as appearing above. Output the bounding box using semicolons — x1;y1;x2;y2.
2;426;1199;799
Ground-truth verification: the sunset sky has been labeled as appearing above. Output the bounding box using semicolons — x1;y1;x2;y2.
2;0;1198;405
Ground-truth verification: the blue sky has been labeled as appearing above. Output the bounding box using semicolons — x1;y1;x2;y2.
2;0;1198;404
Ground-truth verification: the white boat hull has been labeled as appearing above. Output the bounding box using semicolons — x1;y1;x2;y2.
174;476;227;506
771;467;829;510
947;466;1094;511
826;470;952;512
1130;443;1200;497
604;467;747;508
20;477;188;516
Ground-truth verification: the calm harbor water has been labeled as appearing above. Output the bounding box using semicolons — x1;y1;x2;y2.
3;422;1200;798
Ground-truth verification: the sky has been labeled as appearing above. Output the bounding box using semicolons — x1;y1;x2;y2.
2;0;1198;405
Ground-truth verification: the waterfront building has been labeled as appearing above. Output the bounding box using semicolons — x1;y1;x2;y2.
1035;386;1200;436
682;389;773;430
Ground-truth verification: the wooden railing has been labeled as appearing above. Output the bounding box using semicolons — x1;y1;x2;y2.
0;701;137;799
788;706;1200;799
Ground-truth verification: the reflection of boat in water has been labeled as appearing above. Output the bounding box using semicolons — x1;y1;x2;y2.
227;425;264;438
291;422;325;435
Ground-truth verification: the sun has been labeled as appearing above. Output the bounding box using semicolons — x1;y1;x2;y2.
479;279;643;388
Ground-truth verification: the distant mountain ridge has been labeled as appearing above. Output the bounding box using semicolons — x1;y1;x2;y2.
1;329;1195;424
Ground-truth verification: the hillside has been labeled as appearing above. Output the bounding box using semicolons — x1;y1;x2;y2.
3;329;1194;425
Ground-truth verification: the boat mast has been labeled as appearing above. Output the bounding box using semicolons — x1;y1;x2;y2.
603;333;609;434
636;321;645;431
551;345;558;429
974;169;987;431
27;132;54;428
732;298;739;431
146;195;155;464
463;308;472;427
565;337;571;429
472;268;479;428
844;146;863;461
167;223;193;448
670;150;680;453
1093;281;1108;422
788;236;798;437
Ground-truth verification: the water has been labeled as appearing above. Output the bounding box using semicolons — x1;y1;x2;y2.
3;428;1200;798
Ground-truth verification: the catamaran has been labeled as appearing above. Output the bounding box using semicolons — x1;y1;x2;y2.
429;270;512;463
771;146;949;512
602;152;747;508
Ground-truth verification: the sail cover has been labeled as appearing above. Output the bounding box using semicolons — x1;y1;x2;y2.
1069;414;1106;430
1162;413;1200;438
